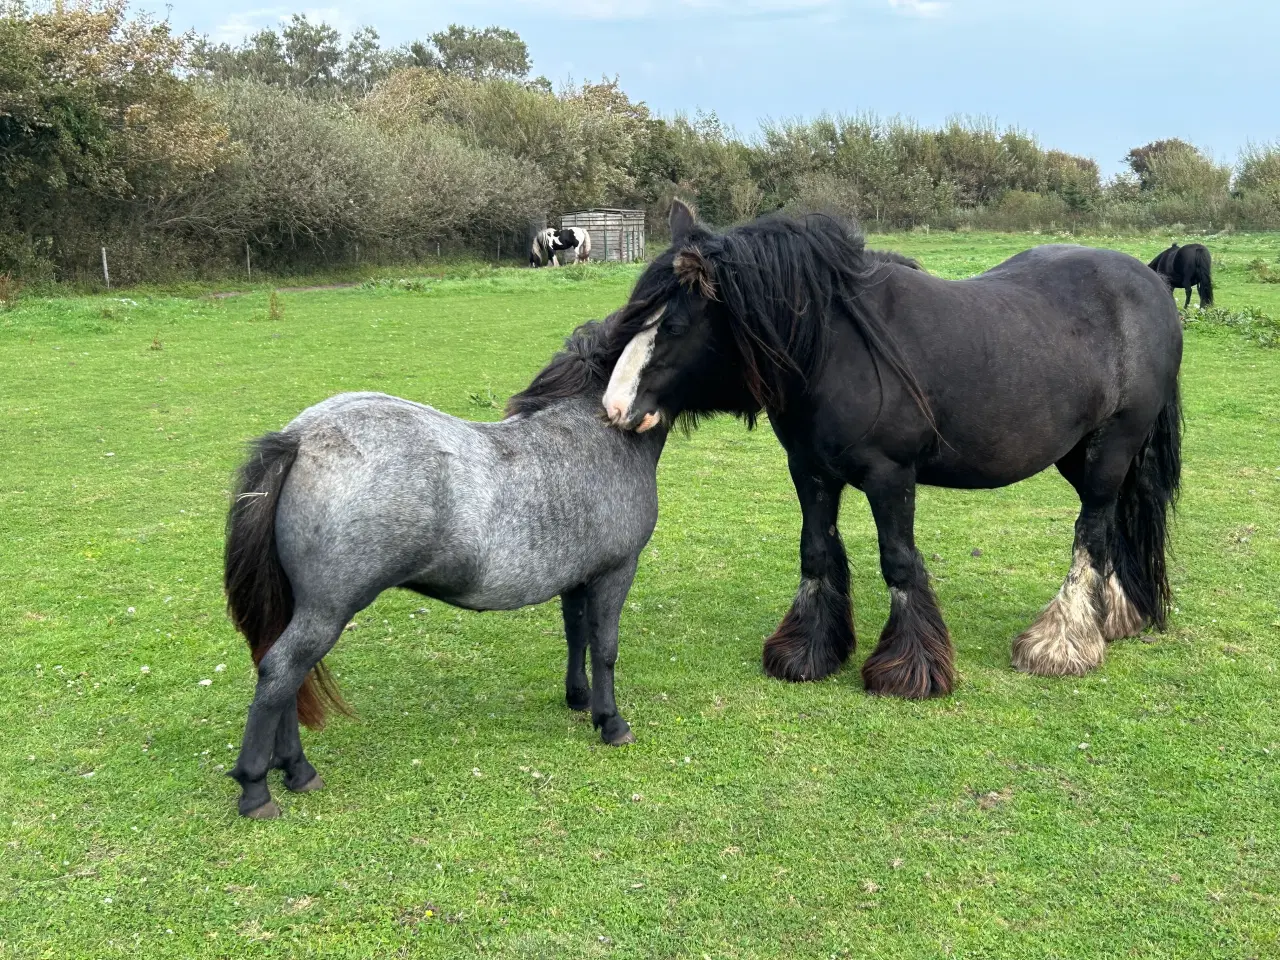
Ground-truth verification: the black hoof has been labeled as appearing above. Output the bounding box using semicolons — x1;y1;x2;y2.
283;759;321;792
598;715;635;746
566;688;591;712
243;800;281;820
289;774;325;794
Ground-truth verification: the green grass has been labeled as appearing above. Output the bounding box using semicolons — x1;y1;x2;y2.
2;233;1278;959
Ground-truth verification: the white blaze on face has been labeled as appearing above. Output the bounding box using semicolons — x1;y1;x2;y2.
603;310;663;427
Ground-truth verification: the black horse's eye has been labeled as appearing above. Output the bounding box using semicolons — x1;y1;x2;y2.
664;313;691;336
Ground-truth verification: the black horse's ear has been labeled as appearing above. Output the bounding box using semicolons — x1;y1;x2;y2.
674;247;717;300
670;199;697;244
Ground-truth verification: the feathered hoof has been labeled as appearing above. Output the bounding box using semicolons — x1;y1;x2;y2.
1012;601;1105;676
762;578;855;682
862;649;953;699
566;685;591;712
1101;574;1149;641
860;586;954;699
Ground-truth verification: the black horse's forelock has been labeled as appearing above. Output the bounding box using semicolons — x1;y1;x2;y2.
504;316;622;417
618;213;932;423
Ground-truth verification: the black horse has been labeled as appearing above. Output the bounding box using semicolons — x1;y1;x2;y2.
602;201;1182;698
1148;242;1214;308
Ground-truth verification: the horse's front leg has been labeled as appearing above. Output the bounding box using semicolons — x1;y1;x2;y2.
860;464;955;698
763;459;854;682
585;560;639;745
560;585;591;711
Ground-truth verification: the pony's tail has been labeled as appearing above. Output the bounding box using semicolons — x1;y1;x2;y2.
1195;248;1214;306
1112;387;1182;629
225;431;348;729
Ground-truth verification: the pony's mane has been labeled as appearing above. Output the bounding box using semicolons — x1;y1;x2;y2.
504;316;620;418
609;212;931;422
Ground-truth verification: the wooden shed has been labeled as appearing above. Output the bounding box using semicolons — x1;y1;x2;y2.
559;208;646;263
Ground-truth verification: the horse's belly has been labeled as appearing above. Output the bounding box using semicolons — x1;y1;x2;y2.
917;427;1086;489
917;457;1052;490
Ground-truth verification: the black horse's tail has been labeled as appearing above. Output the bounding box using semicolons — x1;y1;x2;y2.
1194;247;1214;306
1112;387;1182;629
225;431;348;729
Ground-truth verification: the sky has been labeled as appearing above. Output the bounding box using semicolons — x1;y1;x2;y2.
155;0;1278;176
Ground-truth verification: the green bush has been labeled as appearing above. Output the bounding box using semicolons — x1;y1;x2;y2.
1182;304;1280;347
3;4;1280;283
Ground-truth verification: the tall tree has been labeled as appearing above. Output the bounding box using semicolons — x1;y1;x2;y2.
426;25;529;81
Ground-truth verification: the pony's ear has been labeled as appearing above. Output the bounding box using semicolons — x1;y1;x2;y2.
673;247;717;300
670;199;698;244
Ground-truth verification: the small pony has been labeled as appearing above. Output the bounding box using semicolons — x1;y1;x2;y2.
224;317;665;818
1148;242;1214;308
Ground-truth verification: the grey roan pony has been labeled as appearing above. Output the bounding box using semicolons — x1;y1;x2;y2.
225;318;666;818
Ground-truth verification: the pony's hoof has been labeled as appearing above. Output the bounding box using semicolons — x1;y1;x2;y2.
290;774;325;794
243;800;281;820
566;688;591;712
599;715;635;746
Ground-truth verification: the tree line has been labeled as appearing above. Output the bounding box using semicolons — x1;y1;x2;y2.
3;1;1279;284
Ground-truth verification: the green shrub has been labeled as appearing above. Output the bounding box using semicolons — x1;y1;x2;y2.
1182;304;1280;347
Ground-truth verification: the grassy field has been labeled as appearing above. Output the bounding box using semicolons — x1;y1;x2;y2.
2;231;1279;959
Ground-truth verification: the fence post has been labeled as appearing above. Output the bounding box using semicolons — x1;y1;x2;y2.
101;246;110;289
246;243;251;280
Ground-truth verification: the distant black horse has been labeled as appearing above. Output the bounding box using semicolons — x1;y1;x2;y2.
1148;242;1214;308
603;201;1182;698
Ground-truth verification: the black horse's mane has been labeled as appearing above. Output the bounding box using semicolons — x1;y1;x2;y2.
505;216;927;422
504;315;620;417
609;212;930;421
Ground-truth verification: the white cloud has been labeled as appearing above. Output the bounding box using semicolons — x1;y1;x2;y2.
888;0;948;17
211;8;287;44
507;0;833;21
211;4;356;43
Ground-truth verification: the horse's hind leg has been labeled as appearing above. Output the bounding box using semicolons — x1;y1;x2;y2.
561;585;591;711
271;694;324;793
1013;423;1147;675
860;464;954;699
229;606;345;818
